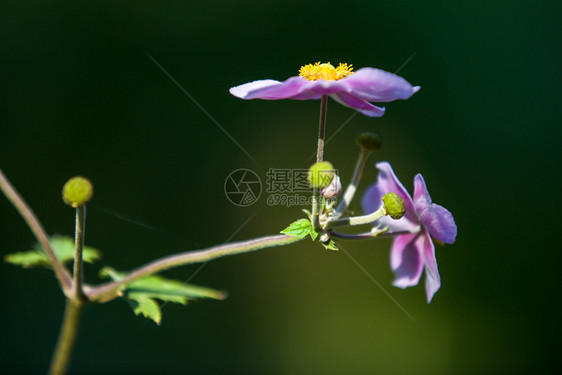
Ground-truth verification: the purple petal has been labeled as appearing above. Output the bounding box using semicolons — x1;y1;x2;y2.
229;77;305;99
391;233;425;288
331;92;386;117
229;79;282;99
341;68;420;102
230;76;351;100
422;233;441;303
413;174;457;244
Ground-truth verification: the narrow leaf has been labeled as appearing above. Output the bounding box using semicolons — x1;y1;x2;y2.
100;267;227;324
100;267;227;302
4;235;101;268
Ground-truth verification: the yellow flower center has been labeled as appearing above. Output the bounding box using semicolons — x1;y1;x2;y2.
299;62;353;81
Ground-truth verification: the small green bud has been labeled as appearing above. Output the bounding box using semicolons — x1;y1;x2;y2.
356;132;383;152
308;161;335;189
382;192;405;220
62;176;93;208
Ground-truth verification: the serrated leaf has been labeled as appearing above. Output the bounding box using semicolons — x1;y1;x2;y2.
281;218;314;239
4;235;101;268
100;267;227;302
126;294;162;325
322;239;339;251
100;267;226;323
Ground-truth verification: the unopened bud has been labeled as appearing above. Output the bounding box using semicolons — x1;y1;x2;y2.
356;132;382;152
382;192;405;220
321;175;342;198
62;176;93;208
308;161;335;189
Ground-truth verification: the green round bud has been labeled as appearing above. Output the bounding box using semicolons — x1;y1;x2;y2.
62;176;93;208
382;192;405;220
308;161;335;189
356;132;383;152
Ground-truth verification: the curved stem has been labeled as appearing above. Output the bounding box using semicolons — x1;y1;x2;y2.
0;169;72;292
326;206;387;229
48;299;83;375
72;206;86;301
333;148;370;219
87;234;303;302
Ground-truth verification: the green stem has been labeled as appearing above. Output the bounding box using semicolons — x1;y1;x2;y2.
0;168;72;293
48;299;83;375
326;206;387;229
73;206;86;301
86;234;303;302
312;95;329;230
333;148;371;219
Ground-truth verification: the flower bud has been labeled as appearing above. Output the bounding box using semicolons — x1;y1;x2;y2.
62;176;93;208
321;174;342;198
382;192;405;220
356;132;382;152
308;161;335;189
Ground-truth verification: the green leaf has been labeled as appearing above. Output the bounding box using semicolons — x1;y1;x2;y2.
322;239;339;251
281;218;318;240
100;267;227;324
126;294;162;325
4;235;101;268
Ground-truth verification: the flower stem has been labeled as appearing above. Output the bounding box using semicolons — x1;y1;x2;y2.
333;148;371;219
326;206;386;229
0;168;72;293
312;95;329;230
86;234;303;302
72;206;86;301
316;95;329;163
48;299;83;375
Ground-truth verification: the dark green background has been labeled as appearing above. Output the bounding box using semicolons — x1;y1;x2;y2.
1;0;559;374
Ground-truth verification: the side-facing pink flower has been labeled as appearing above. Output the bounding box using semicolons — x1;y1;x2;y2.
362;162;457;302
230;62;420;117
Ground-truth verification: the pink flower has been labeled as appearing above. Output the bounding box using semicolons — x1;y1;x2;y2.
230;62;420;117
362;162;457;302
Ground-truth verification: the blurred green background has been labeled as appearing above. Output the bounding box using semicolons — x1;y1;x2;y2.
1;0;560;374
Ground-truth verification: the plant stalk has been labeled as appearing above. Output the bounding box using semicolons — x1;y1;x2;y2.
48;299;83;375
73;206;87;301
87;234;303;302
312;95;329;230
333;148;371;219
0;168;72;292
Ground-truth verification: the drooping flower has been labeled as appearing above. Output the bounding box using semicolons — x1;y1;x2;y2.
362;162;457;302
229;62;420;117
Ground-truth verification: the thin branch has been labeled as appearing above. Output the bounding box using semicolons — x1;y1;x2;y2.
86;234;303;302
0;169;72;292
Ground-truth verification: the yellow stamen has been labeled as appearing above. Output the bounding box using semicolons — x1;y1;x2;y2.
299;62;354;81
